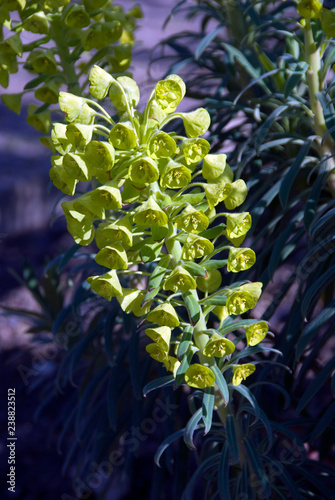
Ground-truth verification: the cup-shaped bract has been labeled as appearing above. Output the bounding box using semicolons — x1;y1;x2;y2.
133;197;168;227
232;364;256;386
148;131;177;160
227;247;256;273
224;179;248;210
65;123;92;150
51;123;73;155
154;75;185;113
65;213;95;246
147;303;180;328
147;99;167;126
175;206;209;234
109;43;132;72
146;343;168;363
160;159;192;189
202;333;235;357
145;326;171;352
109;121;137;149
164;356;181;377
226;282;262;315
85;141;115;175
197;269;222;293
182;108;210;138
163;266;197;293
64;4;90;29
297;0;322;18
204;182;233;210
95;218;133;250
117;289;150;317
90;181;122;211
45;0;70;8
89;65;115;99
225;213;252;240
59;92;95;124
95;243;128;270
245;321;268;346
82;21;123;51
35;82;59;104
182;138;210;165
202;153;234;183
129;156;159;187
72;194;105;220
109;76;140;111
26;104;51;133
29;49;57;74
63;153;91;182
49;158;77;195
182;234;214;260
87;270;122;301
22;11;49;34
185;364;215;389
4;32;23;56
83;0;106;10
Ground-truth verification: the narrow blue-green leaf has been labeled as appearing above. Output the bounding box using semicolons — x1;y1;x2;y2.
229;346;282;363
304;162;329;229
58;244;81;272
243;437;271;498
219;319;266;335
284;61;308;98
279;141;310;208
195;25;222;60
222;43;263;84
309;207;335;238
301;264;335;318
218;443;231;500
129;324;142;399
297;357;335;413
202;387;215;434
177;325;193;359
154;429;185;467
317;91;335;141
231;384;260;421
250;381;291;409
311;400;335;440
296;299;335;360
182;291;201;325
211;364;229;404
75;365;109;438
143;375;175;397
202;259;228;270
255;105;289;152
184;407;203;450
182;454;221;500
226;414;239;465
268;459;303;500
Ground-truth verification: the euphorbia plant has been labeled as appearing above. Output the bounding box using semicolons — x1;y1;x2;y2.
49;65;273;447
0;0;141;139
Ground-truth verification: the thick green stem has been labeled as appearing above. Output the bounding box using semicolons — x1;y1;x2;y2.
51;17;81;95
304;19;335;196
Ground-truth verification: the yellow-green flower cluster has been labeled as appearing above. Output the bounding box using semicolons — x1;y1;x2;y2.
0;0;140;130
49;65;266;393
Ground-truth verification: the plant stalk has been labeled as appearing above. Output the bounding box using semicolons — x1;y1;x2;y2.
304;19;335;196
